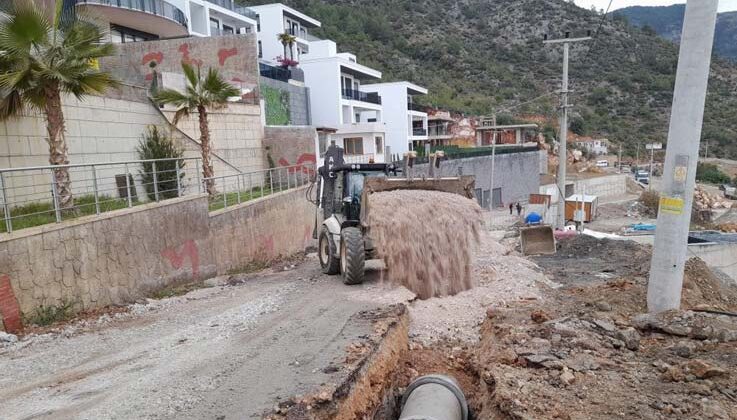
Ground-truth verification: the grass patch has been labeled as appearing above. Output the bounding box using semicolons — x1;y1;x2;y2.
148;282;205;300
208;187;274;211
0;194;136;234
24;300;75;327
639;190;660;216
226;260;271;276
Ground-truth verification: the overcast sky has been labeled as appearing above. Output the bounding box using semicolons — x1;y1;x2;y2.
574;0;737;13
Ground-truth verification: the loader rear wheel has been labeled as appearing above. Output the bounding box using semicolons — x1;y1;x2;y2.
340;227;365;285
319;226;340;275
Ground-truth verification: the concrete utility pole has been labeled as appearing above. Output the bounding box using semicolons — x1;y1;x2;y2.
649;145;655;190
618;143;623;173
648;0;719;313
544;33;590;228
636;142;640;169
489;114;497;213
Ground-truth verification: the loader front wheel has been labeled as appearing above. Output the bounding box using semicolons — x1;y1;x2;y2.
340;227;365;285
319;226;340;275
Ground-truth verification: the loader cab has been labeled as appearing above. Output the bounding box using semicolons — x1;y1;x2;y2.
322;163;396;225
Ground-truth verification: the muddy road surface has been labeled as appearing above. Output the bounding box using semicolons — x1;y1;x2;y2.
0;259;412;420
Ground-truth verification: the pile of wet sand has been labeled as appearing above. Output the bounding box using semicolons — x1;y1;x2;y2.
367;189;483;299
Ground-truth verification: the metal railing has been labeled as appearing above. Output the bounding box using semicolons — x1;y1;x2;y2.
204;164;315;211
428;126;451;137
74;0;188;28
260;62;291;82
412;128;428;136
342;89;382;105
343;154;376;164
0;159;315;234
303;32;322;42
407;102;426;112
233;5;259;19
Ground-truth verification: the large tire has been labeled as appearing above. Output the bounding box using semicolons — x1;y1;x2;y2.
319;226;340;275
340;227;365;285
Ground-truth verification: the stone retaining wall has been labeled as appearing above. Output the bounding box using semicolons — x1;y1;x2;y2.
0;186;313;332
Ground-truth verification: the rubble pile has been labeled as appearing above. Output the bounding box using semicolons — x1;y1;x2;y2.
472;236;737;420
694;186;732;211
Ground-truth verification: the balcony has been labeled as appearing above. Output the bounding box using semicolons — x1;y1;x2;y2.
407;102;426;112
260;63;291;82
412;128;427;137
428;126;451;137
233;5;259;20
74;0;188;37
342;89;381;105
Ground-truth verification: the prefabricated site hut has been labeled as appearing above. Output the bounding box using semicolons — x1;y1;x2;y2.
565;194;599;223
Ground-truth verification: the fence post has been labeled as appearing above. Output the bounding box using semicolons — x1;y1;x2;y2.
0;172;11;233
286;167;291;190
175;160;181;197
277;169;282;192
223;177;227;208
261;171;265;198
269;168;274;195
196;160;201;194
91;165;100;215
237;174;242;204
124;163;133;208
152;161;159;202
50;172;62;223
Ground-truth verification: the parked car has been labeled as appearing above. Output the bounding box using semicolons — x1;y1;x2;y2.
635;170;650;185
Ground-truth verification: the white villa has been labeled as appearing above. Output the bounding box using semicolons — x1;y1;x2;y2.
301;40;387;164
360;82;428;157
248;3;321;64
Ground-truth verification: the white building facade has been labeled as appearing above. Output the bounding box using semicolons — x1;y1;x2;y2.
301;40;387;164
71;0;257;42
247;3;321;64
360;82;428;157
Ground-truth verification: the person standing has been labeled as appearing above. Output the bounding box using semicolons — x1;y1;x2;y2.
516;202;522;216
509;203;514;215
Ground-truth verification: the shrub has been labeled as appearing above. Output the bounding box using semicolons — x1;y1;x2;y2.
136;126;185;201
696;162;731;185
640;190;660;216
26;300;75;326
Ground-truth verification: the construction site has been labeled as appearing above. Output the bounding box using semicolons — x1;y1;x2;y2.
2;1;737;419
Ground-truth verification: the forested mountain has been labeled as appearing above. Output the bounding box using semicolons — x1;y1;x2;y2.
245;0;737;158
615;4;737;62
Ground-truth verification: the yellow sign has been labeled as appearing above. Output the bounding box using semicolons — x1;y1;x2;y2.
674;166;687;183
660;196;685;215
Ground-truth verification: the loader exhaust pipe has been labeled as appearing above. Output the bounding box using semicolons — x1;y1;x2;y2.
399;374;468;420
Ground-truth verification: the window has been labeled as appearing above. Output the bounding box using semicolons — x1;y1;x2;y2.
210;18;220;35
222;24;234;35
110;30;122;44
375;137;384;154
109;25;156;43
318;133;329;157
258;41;263;58
344;138;364;155
355;113;361;123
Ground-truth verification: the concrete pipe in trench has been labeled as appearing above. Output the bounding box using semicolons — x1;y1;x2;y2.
399;374;468;420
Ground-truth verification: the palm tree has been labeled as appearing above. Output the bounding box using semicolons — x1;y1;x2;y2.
277;32;297;61
0;0;117;209
154;62;239;196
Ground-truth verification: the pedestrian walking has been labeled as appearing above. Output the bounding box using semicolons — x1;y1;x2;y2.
516;202;522;216
509;203;514;215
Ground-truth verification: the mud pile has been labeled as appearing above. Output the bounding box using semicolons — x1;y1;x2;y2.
367;190;483;299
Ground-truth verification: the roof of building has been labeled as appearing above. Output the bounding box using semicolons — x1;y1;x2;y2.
476;123;539;131
248;3;322;28
566;194;598;203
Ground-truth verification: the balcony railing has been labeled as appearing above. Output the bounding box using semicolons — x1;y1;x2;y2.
407;102;426;112
233;5;258;19
428;126;451;137
412;128;428;137
342;89;381;105
260;63;291;82
75;0;188;27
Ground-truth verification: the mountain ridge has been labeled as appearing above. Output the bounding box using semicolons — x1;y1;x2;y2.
244;0;737;158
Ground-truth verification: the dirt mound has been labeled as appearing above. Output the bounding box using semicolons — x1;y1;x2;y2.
683;258;737;311
367;190;483;299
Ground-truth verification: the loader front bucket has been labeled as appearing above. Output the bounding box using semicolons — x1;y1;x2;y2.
520;225;556;255
359;176;476;226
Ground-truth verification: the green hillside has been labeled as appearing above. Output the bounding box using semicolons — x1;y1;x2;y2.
245;0;737;158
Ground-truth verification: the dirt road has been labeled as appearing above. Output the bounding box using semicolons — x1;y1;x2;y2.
0;259;413;420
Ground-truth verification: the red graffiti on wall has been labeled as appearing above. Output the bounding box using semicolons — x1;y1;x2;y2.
278;153;317;176
0;275;22;333
260;235;275;257
142;51;164;66
232;77;245;83
178;44;203;67
161;240;200;277
218;48;238;66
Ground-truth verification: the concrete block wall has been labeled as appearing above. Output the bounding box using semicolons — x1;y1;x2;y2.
263;126;316;169
0;186;314;333
259;77;311;126
102;35;260;95
572;174;627;198
413;151;543;209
